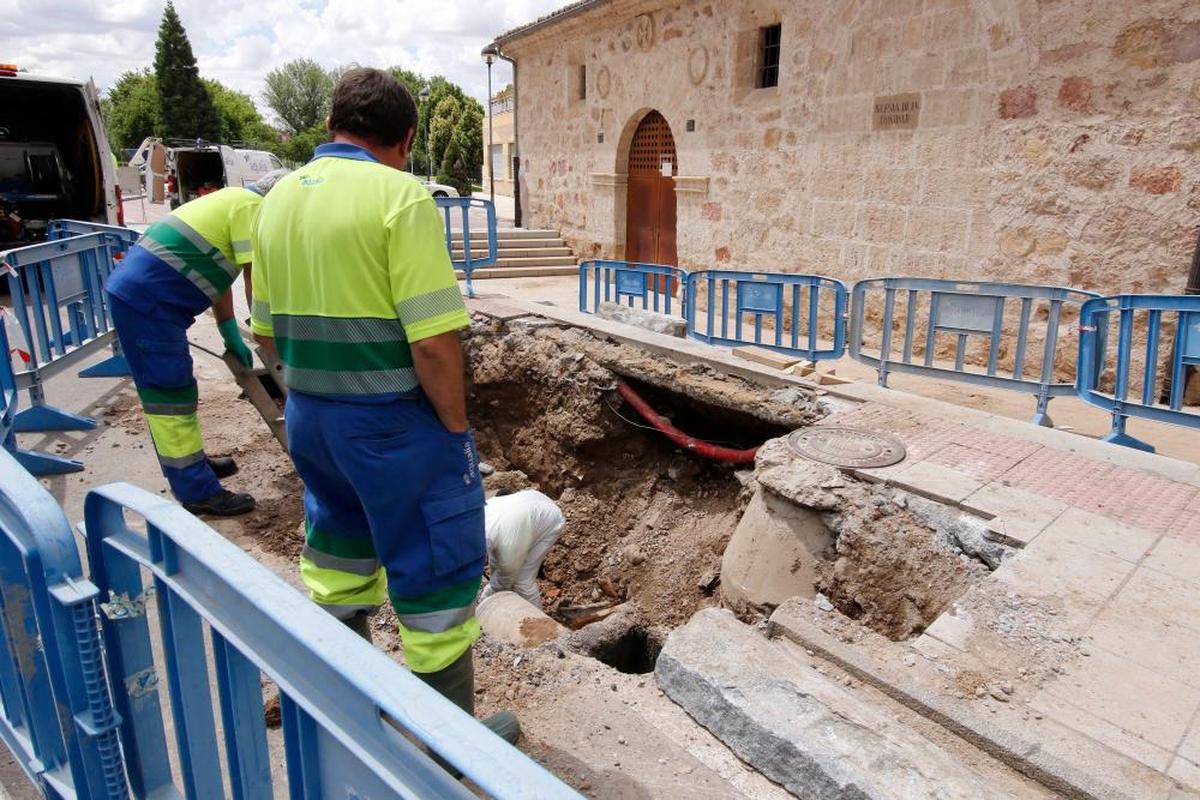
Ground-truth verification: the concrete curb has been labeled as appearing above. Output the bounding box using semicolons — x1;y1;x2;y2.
767;601;1185;800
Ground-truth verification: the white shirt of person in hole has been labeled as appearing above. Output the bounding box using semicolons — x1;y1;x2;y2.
482;489;566;606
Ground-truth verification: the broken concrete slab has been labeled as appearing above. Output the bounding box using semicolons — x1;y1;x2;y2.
656;608;1048;800
477;591;567;648
595;301;687;337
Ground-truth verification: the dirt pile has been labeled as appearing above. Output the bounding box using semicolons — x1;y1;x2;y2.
464;316;820;633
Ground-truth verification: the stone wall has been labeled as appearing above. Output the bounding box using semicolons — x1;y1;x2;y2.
501;0;1200;294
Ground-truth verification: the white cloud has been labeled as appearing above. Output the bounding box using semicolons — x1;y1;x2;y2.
0;0;562;120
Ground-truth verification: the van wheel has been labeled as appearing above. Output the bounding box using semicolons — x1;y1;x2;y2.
432;191;448;198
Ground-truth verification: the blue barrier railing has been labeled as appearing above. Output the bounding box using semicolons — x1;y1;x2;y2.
579;260;688;317
47;219;139;249
0;450;126;799
850;278;1099;426
436;197;498;299
83;481;579;799
1077;294;1200;452
686;270;848;361
2;229;133;474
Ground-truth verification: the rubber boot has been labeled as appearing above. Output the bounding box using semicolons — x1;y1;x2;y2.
343;611;373;644
415;650;521;776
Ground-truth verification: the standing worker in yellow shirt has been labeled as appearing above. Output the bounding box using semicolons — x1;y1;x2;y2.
250;68;517;745
106;170;289;516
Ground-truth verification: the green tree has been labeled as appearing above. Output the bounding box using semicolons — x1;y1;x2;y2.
281;123;329;164
388;66;433;177
103;69;160;150
426;93;484;195
264;58;334;135
153;1;220;140
204;79;280;150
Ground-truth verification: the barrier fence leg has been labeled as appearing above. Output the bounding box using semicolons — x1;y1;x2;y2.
1031;389;1054;428
13;382;98;433
1102;409;1155;453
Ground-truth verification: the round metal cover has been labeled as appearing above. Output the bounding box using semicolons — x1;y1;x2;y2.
787;427;906;469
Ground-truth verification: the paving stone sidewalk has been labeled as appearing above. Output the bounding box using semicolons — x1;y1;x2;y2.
827;401;1200;796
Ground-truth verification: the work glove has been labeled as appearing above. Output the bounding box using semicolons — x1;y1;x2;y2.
217;318;253;367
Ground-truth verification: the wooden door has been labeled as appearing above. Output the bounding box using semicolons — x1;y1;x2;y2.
625;111;677;267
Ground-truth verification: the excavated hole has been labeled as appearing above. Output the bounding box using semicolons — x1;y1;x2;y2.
464;322;803;636
468;379;788;632
592;626;662;675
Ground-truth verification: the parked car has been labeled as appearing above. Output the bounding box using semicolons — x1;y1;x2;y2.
422;181;459;198
164;141;258;209
0;64;121;246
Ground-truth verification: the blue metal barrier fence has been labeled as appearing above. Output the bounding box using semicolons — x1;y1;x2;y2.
1077;294;1200;452
47;220;139;249
0;450;126;799
579;260;688;317
850;278;1099;426
84;481;579;799
687;270;848;361
2;228;133;474
436;197;498;299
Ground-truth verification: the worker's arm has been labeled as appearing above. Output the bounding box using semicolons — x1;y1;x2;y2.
410;331;469;433
242;263;254;311
213;288;253;367
388;198;473;434
212;288;235;324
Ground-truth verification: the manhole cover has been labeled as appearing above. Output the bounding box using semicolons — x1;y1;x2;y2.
787;427;906;469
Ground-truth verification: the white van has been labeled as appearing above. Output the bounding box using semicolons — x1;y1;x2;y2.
236;149;284;182
0;65;121;247
165;142;260;209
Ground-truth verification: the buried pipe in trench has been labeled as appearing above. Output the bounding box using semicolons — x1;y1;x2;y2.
614;381;760;464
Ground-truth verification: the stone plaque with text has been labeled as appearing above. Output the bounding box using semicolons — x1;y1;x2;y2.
873;92;921;130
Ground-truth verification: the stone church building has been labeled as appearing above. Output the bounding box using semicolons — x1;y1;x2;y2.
490;0;1200;294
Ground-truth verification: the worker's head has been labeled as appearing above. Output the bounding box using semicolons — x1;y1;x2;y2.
328;68;417;171
248;168;291;196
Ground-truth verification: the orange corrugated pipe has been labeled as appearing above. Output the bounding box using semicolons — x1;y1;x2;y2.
615;381;759;464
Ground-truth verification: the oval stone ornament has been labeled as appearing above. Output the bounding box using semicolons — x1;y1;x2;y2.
787;427;907;469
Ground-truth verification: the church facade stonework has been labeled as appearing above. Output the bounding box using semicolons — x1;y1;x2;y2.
495;0;1200;293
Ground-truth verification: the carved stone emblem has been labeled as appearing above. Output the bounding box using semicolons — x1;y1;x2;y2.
596;66;612;99
634;14;655;50
688;46;709;85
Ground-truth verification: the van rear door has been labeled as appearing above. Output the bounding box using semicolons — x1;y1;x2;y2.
83;79;119;224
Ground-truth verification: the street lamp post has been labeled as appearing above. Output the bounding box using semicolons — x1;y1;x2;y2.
418;85;431;183
481;44;499;205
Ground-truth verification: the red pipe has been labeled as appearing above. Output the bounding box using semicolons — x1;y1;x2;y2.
615;381;759;464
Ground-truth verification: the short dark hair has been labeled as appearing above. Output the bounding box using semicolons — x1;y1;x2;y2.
329;68;417;147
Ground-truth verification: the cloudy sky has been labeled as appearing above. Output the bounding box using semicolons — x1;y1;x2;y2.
1;0;564;118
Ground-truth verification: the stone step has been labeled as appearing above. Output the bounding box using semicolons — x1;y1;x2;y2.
452;246;573;259
487;255;576;268
655;608;1055;800
454;265;578;280
450;228;559;241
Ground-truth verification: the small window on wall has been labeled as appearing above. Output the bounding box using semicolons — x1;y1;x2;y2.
759;24;781;89
578;64;587;101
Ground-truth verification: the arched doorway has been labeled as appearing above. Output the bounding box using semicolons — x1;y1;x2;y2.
624;110;677;266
